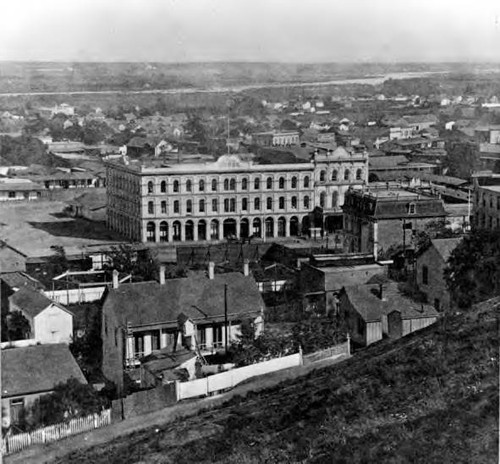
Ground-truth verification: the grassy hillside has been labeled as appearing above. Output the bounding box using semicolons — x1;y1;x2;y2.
57;299;498;463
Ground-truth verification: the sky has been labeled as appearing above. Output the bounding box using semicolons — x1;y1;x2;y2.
0;0;499;63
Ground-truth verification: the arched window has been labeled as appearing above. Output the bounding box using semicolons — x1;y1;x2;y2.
147;181;154;194
161;201;167;214
304;176;310;188
332;191;338;208
173;180;179;192
186;179;192;192
224;179;229;190
160;180;166;193
279;177;285;189
199;199;205;212
254;178;260;190
344;169;350;181
319;170;326;182
224;199;229;212
174;200;180;213
304;196;310;209
199;179;205;191
212;199;218;211
320;192;326;208
230;178;236;190
266;197;273;209
266;177;273;189
148;201;154;214
291;196;297;209
211;179;217;191
279;197;285;209
186;200;192;213
242;198;248;210
146;222;155;242
242;178;248;190
331;170;338;181
291;176;297;189
356;169;363;180
230;198;236;212
254;198;261;210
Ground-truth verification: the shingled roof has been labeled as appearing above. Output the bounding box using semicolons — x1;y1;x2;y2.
9;287;70;319
342;282;439;323
103;272;264;328
2;344;87;397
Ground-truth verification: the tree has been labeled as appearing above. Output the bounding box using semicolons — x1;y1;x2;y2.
445;229;500;309
290;314;347;354
21;378;107;431
105;244;159;281
3;311;31;341
414;219;461;255
47;245;69;276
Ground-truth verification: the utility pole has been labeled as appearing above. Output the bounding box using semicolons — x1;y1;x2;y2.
224;283;228;354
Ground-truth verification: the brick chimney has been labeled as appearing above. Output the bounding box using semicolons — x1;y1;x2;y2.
112;269;119;289
159;264;166;285
378;283;386;301
243;259;250;277
208;261;215;280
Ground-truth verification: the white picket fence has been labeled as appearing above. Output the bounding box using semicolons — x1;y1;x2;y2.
1;409;111;456
177;353;303;400
43;286;106;305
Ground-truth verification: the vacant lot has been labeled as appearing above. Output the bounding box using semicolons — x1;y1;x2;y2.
0;200;121;257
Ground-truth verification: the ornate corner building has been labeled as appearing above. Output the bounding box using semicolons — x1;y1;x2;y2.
106;148;368;243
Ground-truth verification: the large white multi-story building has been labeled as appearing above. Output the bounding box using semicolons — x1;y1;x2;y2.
106;147;368;243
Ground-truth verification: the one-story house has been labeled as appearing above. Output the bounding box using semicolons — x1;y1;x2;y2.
8;287;74;344
101;264;265;394
1;343;87;428
339;282;439;346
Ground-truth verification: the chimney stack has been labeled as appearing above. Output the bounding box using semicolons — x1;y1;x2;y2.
208;261;215;280
112;269;119;289
243;259;250;277
378;283;385;301
159;264;166;285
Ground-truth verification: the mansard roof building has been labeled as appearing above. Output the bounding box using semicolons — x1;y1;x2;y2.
106;148;368;243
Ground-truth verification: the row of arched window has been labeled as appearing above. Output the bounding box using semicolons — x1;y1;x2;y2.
146;195;312;215
146;175;312;195
318;168;364;183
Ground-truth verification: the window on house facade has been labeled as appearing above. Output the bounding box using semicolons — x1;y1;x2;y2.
279;177;285;189
173;180;179;192
408;203;416;214
186;200;192;214
319;170;326;182
213;325;223;348
186;180;192;192
332;191;338;208
242;198;248;211
199;179;205;191
320;192;326;207
266;177;273;189
230;198;236;212
230;178;236;190
211;179;218;191
8;191;15;198
160;180;166;193
304;196;310;209
279;197;285;209
148;201;154;214
224;179;229;191
331;170;338;181
422;265;429;285
242;178;248;190
356;168;363;180
174;200;180;213
147;181;154;194
344;169;350;181
266;197;273;210
254;178;260;190
10;398;24;425
304;176;310;188
212;199;218;212
224;198;230;212
199;199;205;212
291;176;297;188
161;201;167;214
254;197;261;210
291;196;297;209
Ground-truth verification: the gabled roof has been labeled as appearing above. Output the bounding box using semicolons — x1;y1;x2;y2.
430;238;462;262
0;272;45;291
1;344;87;397
9;287;70;319
342;283;439;322
103;272;264;328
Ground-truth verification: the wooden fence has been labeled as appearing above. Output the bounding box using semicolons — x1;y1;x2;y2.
1;409;111;456
43;286;106;305
302;339;350;365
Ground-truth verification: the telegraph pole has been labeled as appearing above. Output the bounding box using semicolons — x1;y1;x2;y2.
224;283;228;354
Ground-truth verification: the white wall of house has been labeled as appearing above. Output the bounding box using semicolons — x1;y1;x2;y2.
33;304;73;344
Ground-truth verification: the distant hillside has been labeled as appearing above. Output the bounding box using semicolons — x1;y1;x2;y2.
58;298;499;463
